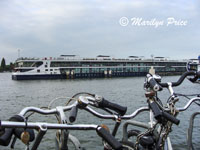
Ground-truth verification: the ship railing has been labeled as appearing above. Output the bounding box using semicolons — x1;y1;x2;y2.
16;57;40;61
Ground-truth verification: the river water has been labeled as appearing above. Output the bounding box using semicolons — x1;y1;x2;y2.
0;73;200;150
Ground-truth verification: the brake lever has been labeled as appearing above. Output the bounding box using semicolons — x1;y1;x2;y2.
78;95;99;107
86;94;103;107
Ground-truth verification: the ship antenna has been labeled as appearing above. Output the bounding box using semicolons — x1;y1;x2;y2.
18;49;20;58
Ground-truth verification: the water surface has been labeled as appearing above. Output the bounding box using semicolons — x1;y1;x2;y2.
0;73;200;149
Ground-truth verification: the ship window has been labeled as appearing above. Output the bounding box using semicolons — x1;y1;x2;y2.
75;68;80;73
32;62;43;67
37;69;40;72
50;61;80;67
45;65;48;67
45;69;48;71
17;61;36;67
50;69;53;71
82;68;89;73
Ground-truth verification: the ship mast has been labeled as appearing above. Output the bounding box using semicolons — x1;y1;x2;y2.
18;49;21;58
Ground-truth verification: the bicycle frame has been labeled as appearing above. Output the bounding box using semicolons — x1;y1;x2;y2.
187;112;200;150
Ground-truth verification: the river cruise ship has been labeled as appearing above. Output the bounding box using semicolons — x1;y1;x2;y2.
12;55;187;80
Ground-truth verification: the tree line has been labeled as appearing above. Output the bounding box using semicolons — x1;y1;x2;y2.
0;58;14;72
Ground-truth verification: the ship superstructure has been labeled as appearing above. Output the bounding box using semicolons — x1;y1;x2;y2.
12;55;187;80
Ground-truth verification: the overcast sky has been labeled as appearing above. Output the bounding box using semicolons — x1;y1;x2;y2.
0;0;199;63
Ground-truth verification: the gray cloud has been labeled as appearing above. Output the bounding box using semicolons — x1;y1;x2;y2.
0;0;199;63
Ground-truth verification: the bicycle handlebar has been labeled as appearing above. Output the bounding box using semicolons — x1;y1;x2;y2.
19;105;74;116
14;96;200;124
18;104;148;120
16;97;200;122
0;121;122;149
177;97;200;111
158;71;200;87
85;105;149;119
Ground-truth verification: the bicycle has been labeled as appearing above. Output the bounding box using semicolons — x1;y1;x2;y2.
64;70;200;150
125;70;200;150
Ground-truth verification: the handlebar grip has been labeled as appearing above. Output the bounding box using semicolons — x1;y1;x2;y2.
0;115;23;146
149;101;163;120
99;99;127;116
0;128;14;146
162;111;180;125
96;126;122;150
10;115;35;142
69;106;78;123
148;77;162;92
149;101;180;125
